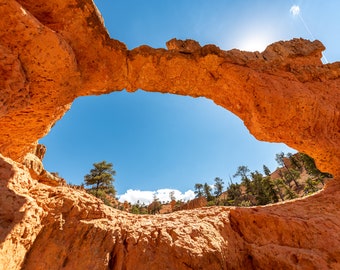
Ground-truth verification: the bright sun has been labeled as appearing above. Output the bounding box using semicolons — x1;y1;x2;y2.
237;34;271;52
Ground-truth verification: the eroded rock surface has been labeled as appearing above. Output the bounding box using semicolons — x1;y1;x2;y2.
1;0;339;175
1;155;340;270
0;0;340;269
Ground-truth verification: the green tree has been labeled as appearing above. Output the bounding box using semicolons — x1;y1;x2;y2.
251;171;272;205
263;165;271;177
284;186;298;200
194;183;204;198
84;161;116;198
203;183;214;201
130;204;140;214
304;177;319;195
226;181;241;206
261;175;279;204
273;178;285;201
275;152;286;167
239;200;252;207
214;177;224;197
287;153;303;171
276;152;300;187
300;153;333;180
283;168;301;188
234;165;250;179
234;166;252;195
148;194;161;214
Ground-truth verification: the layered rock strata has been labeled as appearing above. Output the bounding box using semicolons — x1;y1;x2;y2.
0;0;340;269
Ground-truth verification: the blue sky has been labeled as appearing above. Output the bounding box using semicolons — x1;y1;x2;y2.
40;0;340;204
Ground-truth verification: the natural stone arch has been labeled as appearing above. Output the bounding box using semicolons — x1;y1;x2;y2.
1;0;340;269
1;0;339;175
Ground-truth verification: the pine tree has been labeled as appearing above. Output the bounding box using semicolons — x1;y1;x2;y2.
203;183;214;201
273;178;285;201
234;166;252;195
226;181;241;206
148;194;162;214
84;161;116;198
304;177;319;195
262;175;279;203
287;153;303;171
194;183;204;198
284;186;298;200
276;152;300;187
283;168;300;188
263;165;271;177
214;177;224;197
251;171;272;205
300;153;333;179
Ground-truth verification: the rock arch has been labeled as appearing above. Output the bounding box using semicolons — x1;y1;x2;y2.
0;0;340;269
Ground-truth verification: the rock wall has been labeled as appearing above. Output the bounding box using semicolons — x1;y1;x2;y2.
1;154;340;269
175;196;208;211
0;0;340;269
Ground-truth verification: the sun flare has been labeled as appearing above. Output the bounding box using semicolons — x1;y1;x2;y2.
237;35;271;52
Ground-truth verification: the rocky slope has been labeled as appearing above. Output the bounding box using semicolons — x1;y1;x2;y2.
2;154;340;270
0;0;340;269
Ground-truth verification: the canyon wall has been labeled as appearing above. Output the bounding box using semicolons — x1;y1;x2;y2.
0;0;339;269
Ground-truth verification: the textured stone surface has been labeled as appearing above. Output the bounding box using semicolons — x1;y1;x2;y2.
0;0;340;269
176;196;208;211
0;0;339;175
1;155;340;270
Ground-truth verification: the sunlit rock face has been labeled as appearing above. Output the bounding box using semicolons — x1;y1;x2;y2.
0;0;339;269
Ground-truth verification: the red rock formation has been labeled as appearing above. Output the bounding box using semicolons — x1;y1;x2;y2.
1;0;340;269
175;196;208;211
1;0;339;175
1;153;340;269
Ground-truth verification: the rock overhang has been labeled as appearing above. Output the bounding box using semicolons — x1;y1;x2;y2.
1;0;339;176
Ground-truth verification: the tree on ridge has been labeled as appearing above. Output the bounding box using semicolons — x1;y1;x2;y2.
194;183;204;198
84;160;116;198
214;177;224;198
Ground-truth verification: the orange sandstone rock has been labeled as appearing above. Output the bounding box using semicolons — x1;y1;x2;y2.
0;0;339;176
176;196;208;211
1;154;340;269
0;0;340;269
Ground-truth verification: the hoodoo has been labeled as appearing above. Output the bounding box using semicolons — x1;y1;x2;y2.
0;0;339;269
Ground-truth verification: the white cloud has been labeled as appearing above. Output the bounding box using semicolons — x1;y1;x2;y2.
181;190;196;202
290;5;300;16
118;188;195;205
118;189;154;205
